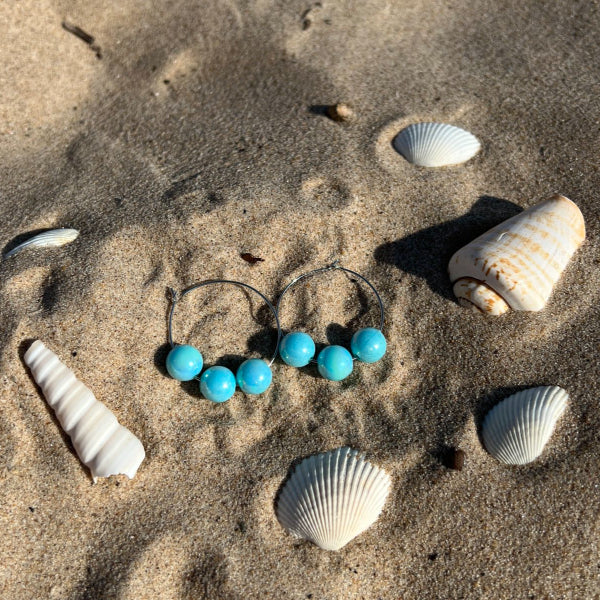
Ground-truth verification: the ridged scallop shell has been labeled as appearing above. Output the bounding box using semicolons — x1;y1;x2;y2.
4;228;79;258
449;194;585;314
24;340;145;482
392;122;481;167
276;447;391;551
482;386;568;464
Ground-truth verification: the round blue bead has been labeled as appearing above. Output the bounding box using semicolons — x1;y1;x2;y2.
317;345;354;381
166;345;203;381
279;332;316;367
351;328;387;363
236;359;272;394
200;366;236;403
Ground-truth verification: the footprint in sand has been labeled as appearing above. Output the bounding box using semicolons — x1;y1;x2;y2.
0;376;20;481
121;534;196;600
300;176;352;212
1;265;56;315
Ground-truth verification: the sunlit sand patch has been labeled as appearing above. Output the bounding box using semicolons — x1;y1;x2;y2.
4;266;53;298
152;48;202;97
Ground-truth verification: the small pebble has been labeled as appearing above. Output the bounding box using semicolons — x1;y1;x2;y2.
326;103;355;122
442;448;465;471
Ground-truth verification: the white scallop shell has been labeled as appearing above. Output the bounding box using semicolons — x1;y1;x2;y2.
276;447;391;551
24;340;145;482
4;228;79;258
482;386;568;465
449;194;586;314
392;122;481;167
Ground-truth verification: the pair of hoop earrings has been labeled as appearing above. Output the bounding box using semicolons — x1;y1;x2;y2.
165;262;387;403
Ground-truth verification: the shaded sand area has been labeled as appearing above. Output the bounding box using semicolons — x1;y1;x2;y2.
1;1;599;598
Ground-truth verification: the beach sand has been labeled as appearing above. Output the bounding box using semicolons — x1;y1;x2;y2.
1;1;599;598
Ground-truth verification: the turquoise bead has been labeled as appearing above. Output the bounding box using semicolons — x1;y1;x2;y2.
317;345;354;381
166;345;203;381
280;332;316;367
200;366;236;403
351;328;387;363
236;359;272;394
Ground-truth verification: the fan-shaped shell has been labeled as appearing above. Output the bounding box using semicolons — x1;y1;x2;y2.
449;194;585;314
4;228;79;258
276;447;391;551
482;386;568;464
392;122;481;167
24;340;145;482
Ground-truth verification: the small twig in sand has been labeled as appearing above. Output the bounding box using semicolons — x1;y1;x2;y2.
62;21;94;44
62;21;102;59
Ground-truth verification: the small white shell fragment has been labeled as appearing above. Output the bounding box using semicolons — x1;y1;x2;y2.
448;194;586;314
482;386;569;465
4;228;79;258
276;447;391;551
392;122;481;167
24;340;145;482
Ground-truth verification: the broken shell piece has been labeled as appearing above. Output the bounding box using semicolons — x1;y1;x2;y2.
449;194;585;314
326;103;354;122
392;122;480;167
452;277;510;316
4;228;79;258
482;386;568;465
24;340;145;482
276;447;391;551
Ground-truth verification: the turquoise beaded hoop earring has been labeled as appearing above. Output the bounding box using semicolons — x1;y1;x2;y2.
166;280;282;403
276;261;387;381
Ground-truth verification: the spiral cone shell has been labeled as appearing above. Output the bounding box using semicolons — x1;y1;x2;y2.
276;447;391;551
449;194;585;313
482;386;568;464
24;340;145;481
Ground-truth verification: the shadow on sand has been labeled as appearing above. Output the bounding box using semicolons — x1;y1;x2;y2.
374;195;522;301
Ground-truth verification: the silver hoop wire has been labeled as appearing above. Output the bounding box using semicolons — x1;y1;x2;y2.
276;261;385;362
168;280;282;367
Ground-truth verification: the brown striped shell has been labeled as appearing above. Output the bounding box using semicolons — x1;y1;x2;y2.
448;194;585;314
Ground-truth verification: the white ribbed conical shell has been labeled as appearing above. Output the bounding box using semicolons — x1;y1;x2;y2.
276;447;391;551
24;340;145;482
449;194;586;313
482;386;568;465
392;122;481;167
4;228;79;258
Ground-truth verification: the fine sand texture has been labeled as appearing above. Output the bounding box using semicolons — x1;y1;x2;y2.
1;1;599;598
